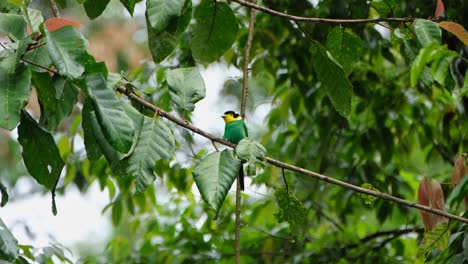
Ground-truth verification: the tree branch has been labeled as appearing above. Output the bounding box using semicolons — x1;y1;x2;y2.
240;0;256;118
116;86;468;224
344;227;424;250
231;0;414;24
49;0;61;18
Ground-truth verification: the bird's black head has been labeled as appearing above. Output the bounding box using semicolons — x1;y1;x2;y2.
223;111;240;118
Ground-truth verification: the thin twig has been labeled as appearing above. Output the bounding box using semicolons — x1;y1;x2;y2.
231;0;414;24
21;59;57;74
282;168;289;194
211;141;220;151
49;0;61;18
116;86;468;224
235;176;241;264
240;0;256;118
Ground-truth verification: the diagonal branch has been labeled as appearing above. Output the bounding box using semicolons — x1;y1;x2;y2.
116;86;468;225
231;0;414;24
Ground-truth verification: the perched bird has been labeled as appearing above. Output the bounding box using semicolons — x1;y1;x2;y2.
222;111;248;191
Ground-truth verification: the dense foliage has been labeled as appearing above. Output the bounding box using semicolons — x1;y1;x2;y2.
0;0;467;263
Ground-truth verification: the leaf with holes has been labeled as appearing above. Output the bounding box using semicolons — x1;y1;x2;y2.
439;21;468;45
326;27;364;76
125;116;175;193
311;42;352;117
191;0;238;63
84;73;135;154
18;111;64;215
274;188;306;235
0;13;26;41
236;138;267;176
44;25;88;79
414;19;441;47
193;150;240;215
0;63;31;130
0;217;18;261
167;67;206;112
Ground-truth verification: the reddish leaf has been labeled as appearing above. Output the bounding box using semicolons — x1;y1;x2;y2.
451;154;468;208
44;18;80;32
439;21;468;45
418;177;447;231
435;0;445;17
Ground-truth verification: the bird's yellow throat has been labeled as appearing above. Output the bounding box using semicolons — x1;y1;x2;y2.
222;114;242;123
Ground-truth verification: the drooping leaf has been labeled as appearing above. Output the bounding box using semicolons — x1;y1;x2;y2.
166;67;206;112
435;0;445;17
414;19;441;47
193;150;240;215
119;0;137;16
111;197;123;226
44;18;80;32
274;188;307;235
0;181;8;207
44;25;88;79
418;177;447;231
146;0;186;33
410;42;440;87
326;27;364;76
0;13;26;41
18;111;64;215
82;99;103;161
146;0;191;63
125;116;175;193
84;0;110;20
439;21;468;45
0;217;18;261
32;72;79;130
236;138;267;176
431;50;457;85
370;0;398;16
0;63;31;130
84;73;135;154
191;0;239;63
311;42;352;116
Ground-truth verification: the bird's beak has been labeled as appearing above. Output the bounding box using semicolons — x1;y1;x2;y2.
221;115;226;118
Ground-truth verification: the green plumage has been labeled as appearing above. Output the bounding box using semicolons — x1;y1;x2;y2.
223;119;248;144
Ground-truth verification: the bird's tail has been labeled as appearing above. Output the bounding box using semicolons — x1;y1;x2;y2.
239;164;245;191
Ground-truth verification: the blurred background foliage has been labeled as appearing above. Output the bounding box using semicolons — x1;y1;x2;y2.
1;0;467;263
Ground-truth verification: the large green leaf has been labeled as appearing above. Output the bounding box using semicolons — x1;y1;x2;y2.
193;150;240;215
23;8;43;33
84;0;110;20
236;138;267;176
0;13;26;41
146;0;191;63
44;26;88;79
18;110;64;215
191;0;239;63
84;73;135;154
120;0;137;16
166;67;206;112
414;19;442;47
125;116;175;193
32;72;79;130
23;41;52;73
326;27;364;76
311;42;352;117
82;99;103;161
0;63;31;130
146;0;186;33
431;49;457;85
274;188;307;235
0;217;18;261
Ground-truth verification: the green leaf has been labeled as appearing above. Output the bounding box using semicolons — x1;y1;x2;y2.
84;73;135;154
191;0;239;63
166;67;206;112
0;63;31;130
431;50;457;85
414;19;442;47
311;42;353;116
370;0;398;16
119;0;136;16
410;42;440;87
32;72;79;130
23;41;52;73
0;13;26;41
326;27;364;76
84;0;110;20
0;217;18;261
82;99;103;161
18;110;64;215
446;176;468;208
463;235;468;260
44;25;88;79
23;8;43;33
111;198;123;226
146;0;186;33
274;188;307;235
419;223;450;256
146;0;191;63
193;150;240;215
0;181;8;207
236;138;267;176
125;116;175;193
